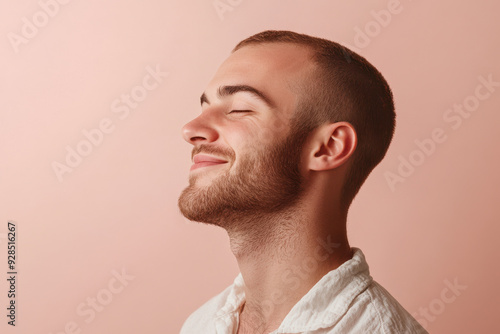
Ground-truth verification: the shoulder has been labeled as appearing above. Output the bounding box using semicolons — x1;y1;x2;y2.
179;284;234;333
340;280;428;334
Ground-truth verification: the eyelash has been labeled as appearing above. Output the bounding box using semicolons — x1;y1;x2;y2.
229;110;252;113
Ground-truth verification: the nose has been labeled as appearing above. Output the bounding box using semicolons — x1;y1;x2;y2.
181;112;219;145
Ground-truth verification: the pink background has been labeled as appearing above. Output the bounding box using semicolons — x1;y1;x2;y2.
1;0;499;333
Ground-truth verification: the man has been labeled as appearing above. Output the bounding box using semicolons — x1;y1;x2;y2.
178;30;427;334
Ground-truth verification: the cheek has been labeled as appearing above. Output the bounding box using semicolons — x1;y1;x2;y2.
224;116;289;162
223;122;252;149
224;117;263;147
227;118;287;148
257;117;289;144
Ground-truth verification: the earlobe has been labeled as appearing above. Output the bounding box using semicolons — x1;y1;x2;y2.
308;122;357;172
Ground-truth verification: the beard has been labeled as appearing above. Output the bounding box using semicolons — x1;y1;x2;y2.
177;124;309;230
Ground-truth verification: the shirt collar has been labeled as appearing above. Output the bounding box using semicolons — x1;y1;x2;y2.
215;247;373;333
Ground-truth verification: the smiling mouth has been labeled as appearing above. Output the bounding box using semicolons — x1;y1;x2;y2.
190;161;228;171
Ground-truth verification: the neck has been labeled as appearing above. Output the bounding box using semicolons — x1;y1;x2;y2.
227;200;352;333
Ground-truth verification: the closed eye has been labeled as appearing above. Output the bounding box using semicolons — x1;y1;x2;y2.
229;110;252;113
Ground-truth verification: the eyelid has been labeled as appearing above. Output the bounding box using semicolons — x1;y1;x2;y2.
229;110;252;113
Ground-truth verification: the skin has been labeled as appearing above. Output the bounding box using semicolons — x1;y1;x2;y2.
178;42;358;334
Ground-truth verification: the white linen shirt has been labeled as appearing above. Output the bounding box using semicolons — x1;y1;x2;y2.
180;248;428;333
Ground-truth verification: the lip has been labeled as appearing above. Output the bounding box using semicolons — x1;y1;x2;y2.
193;154;227;164
191;154;228;171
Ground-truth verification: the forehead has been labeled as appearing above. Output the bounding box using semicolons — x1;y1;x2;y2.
205;43;315;108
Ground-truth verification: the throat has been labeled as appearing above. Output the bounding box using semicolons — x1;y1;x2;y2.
237;301;284;334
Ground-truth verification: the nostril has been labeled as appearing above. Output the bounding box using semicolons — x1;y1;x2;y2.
181;123;201;143
190;136;207;143
182;114;219;144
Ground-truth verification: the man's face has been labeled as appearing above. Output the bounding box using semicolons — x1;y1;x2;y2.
178;43;315;228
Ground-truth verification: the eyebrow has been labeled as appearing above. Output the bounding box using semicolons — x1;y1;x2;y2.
200;85;276;109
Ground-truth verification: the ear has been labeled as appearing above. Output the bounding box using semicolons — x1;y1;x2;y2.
307;122;357;172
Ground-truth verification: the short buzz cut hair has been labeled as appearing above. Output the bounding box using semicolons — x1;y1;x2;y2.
233;30;396;212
